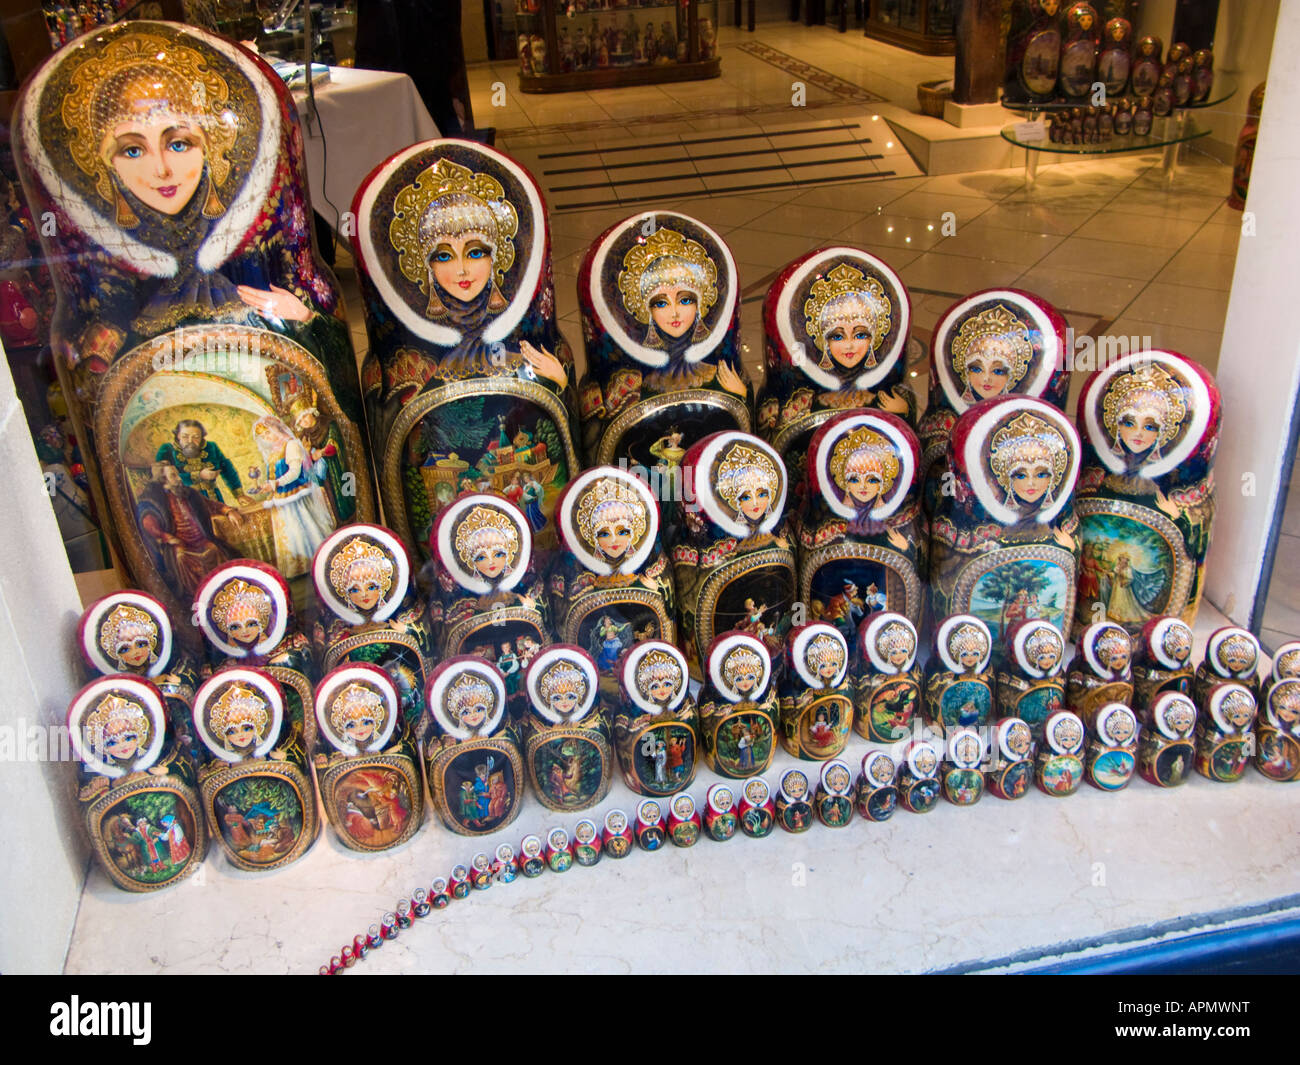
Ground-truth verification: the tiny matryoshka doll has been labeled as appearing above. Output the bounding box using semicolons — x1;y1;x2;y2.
995;619;1066;739
986;717;1035;800
898;739;942;814
612;640;699;796
1098;17;1133;96
856;750;899;821
636;798;666;851
779;622;854;759
667;793;701;847
757;246;915;499
1194;626;1262;705
1131;35;1163;96
941;728;986;806
576;211;750;478
1256;679;1300;782
551;465;675;687
1066;621;1132;719
673;430;796;677
313;663;425;852
815;759;855;827
1131;615;1194;715
79;590;202;762
423;657;524;835
429;494;551;708
194;560;319;752
697;631;778;779
774;768;813;832
68;675;207;892
192;667;319;870
522;645;613;812
738;775;776;837
704;782;739;841
1004;0;1064;104
856;612;922;743
924;614;995;733
919;289;1068;518
1084;702;1139;791
1192;49;1214;102
313;524;435;732
1262;640;1300;712
573;819;602;866
351;138;579;555
1195;682;1256;784
802;410;925;629
1059;2;1100;99
1074;350;1220;634
603;809;634;857
1137;691;1197;788
929;396;1081;643
1035;709;1085;797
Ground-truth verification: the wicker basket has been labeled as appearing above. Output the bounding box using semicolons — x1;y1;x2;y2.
917;79;954;118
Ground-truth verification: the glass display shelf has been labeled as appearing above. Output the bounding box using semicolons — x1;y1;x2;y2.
1001;76;1237;115
1001;113;1210;187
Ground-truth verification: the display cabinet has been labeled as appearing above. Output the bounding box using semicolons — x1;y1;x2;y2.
864;0;955;56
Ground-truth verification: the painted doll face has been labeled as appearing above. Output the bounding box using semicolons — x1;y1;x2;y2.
844;459;884;506
735;482;773;522
649;285;698;339
826;317;874;370
345;569;384;611
965;342;1013;399
889;647;910;668
1034;645;1061;672
471;538;511;579
1224;695;1254;730
550;690;579;716
1221;645;1256;674
1103;643;1130;672
594;519;632;560
1117;408;1162;454
1275;692;1300;725
957;646;983;670
107;111;205;216
1010;459;1053;505
343;714;376;743
648;675;678;704
431;235;493;302
817;657;839;681
732;663;759;694
224;603;264;646
114;630;155;669
1007;724;1032;756
224;718;259;749
461;698;489;730
104;727;141;761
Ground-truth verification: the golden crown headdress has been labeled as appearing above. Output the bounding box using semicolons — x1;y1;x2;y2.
989;412;1069;505
1024;626;1063;665
328;537;395;602
802;263;892;358
1161;623;1192;659
828;425;900;497
1053;715;1083;750
714;443;781;519
953;733;982;765
617;226;718;325
573;477;648;555
453;505;520;572
722;645;764;687
950;305;1034;397
1095;626;1131;662
1103;709;1136;745
446;672;496;725
84;693;151;756
287;387;320;423
329;682;388;736
804;633;845;674
868;755;894;785
1101;363;1188;454
876;621;915;659
950;622;988;659
635;648;682;700
1217;634;1257;672
1220;688;1255;726
211;579;273;635
208;684;270;748
98;604;158;664
538;660;587;705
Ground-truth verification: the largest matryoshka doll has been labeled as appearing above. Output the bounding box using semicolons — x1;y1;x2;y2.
928;396;1081;645
12;23;377;634
1074;350;1219;635
352;139;580;555
576;211;751;480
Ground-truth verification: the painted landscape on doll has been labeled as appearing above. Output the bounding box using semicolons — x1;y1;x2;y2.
98;791;198;886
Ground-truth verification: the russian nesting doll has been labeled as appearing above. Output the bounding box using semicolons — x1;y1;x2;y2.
79;590;202;762
551;465;675;687
774;768;814;832
667;793;702;847
612;640;699;795
1131;615;1194;715
897;739;942;813
697;631;778;778
192;666;319;870
919;289;1068;517
1195;682;1256;783
576;211;750;479
1229;83;1264;211
194;559;319;752
603;809;634;857
815;759;855;826
1083;702;1139;791
929;396;1080;643
313;524;435;731
737;775;776;836
779;622;854;759
1074;350;1219;634
1098;17;1132;96
1060;2;1101;99
1192;49;1214;102
1256;679;1300;782
572;819;603;865
1264;641;1300;697
856;611;922;743
801;410;925;629
1137;691;1197;788
350;138;579;555
68;675;207;891
1113;98;1133;135
313;663;425;851
986;717;1035;800
673;430;796;678
995;619;1067;739
924;614;995;732
942;728;986;806
423;657;525;835
1004;0;1064;104
704;783;739;841
856;749;900;821
428;493;551;704
1066;621;1133;719
1131;35;1163;96
1132;94;1154;135
521;644;613;811
757;247;914;500
1194;626;1262;705
1035;709;1085;796
12;21;377;634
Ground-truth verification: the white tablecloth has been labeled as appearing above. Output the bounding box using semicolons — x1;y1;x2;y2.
292;66;441;229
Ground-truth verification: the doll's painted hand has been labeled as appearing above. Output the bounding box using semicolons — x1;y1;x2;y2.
879;389;909;415
886;526;908;551
1154;488;1179;520
238;284;313;323
520;341;568;388
716;361;746;396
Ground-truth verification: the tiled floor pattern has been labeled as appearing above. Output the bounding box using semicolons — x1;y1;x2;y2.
734;39;889;103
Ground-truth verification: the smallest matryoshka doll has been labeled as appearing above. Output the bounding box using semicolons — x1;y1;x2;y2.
704;782;739;841
1194;626;1262;706
192;667;320;871
924;614;995;734
552;466;675;688
429;494;552;712
1256;678;1300;782
612;640;699;796
814;759;854;827
603;809;634;857
1263;641;1300;702
1066;622;1133;720
1195;682;1257;784
1131;616;1195;717
986;717;1035;801
898;738;942;814
68;675;207;892
941;728;986;806
312;524;436;731
313;663;425;852
194;560;321;752
1137;692;1197;788
856;612;922;743
79;590;203;763
774;768;814;833
779;622;854;760
995;619;1066;741
738;776;776;837
856;749;899;822
1084;703;1139;792
698;631;778;778
1035;709;1086;797
522;645;613;812
423;657;525;836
